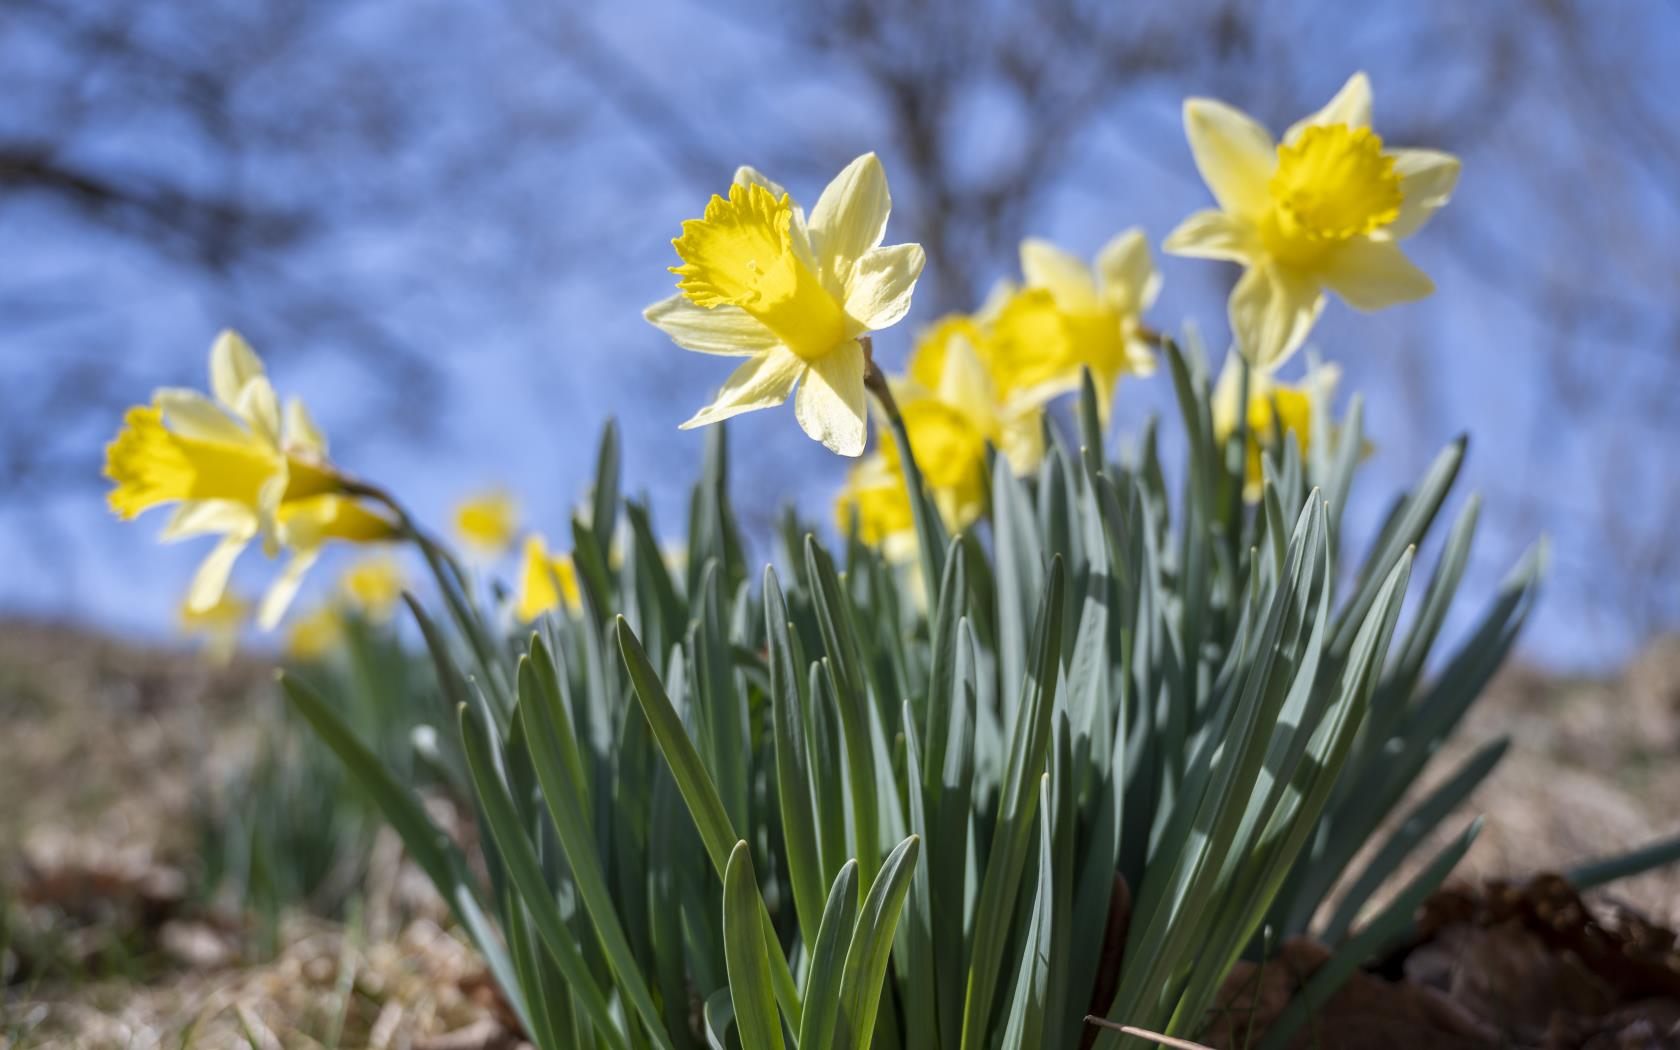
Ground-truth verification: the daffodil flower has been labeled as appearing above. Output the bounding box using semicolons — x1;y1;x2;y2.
835;453;918;564
178;588;249;664
1165;73;1459;372
990;230;1160;418
1211;353;1344;500
516;534;582;621
453;489;519;555
285;602;346;662
646;154;925;456
104;330;396;627
339;553;407;622
904;314;1045;477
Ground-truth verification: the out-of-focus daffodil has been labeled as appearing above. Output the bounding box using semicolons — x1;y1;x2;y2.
179;588;249;664
991;230;1160;418
835;453;917;563
285;603;346;662
453;490;519;555
835;386;990;564
1165;73;1459;371
517;534;582;621
905;315;1045;476
646;153;925;457
103;330;397;628
1211;354;1343;500
340;553;407;622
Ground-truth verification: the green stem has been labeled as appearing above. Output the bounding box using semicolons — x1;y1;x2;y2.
862;339;945;611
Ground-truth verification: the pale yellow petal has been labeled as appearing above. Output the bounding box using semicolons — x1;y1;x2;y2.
154;388;249;444
680;347;805;429
209;329;265;409
161;500;258;542
1209;352;1250;439
1285;71;1373;143
258;547;321;630
1229;263;1325;372
235;377;282;448
975;278;1015;324
1095;228;1161;313
998;411;1046;476
187;533;250;613
1320;238;1434;311
1183;97;1277;220
794;339;867;456
644;295;780;356
843;243;924;332
808;153;890;279
1383;149;1461;240
1163;210;1259;263
284;398;328;456
934;330;998;432
732;165;790;200
1020;238;1099;312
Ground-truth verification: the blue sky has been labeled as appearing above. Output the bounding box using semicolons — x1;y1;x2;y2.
3;0;1677;669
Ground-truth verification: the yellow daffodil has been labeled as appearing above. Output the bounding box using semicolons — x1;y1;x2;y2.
834;379;992;564
646;154;925;456
905;315;1046;476
834;453;917;563
103;330;397;628
1211;354;1342;500
1165;73;1460;372
990;230;1160;417
453;489;519;555
178;589;249;664
339;553;407;622
285;603;346;662
517;534;582;621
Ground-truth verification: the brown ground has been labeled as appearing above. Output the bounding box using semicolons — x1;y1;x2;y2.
1;618;1676;1048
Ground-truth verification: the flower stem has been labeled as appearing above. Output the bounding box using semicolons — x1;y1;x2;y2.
861;336;945;609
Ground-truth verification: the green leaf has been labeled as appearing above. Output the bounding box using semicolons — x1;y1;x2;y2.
723;842;787;1050
592;418;621;544
616;616;803;1029
838;835;922;1050
798;860;861;1050
764;566;825;942
1322;737;1508;943
455;702;631;1050
1568;830;1680;893
280;673;533;1038
515;645;674;1048
960;557;1065;1049
1258;819;1483;1050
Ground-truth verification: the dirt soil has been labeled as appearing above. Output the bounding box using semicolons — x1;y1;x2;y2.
1;617;1677;1048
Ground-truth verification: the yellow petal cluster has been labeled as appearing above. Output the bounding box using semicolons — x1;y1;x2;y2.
453;489;520;555
990;230;1160;419
102;331;397;628
516;534;582;621
835;288;1091;559
1165;72;1459;371
339;553;407;622
1210;354;1344;501
647;154;925;457
285;602;346;662
178;588;250;664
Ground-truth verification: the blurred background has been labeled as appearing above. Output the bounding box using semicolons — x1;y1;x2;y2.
3;0;1677;669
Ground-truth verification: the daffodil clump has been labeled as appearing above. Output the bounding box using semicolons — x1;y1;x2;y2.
107;73;1680;1050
